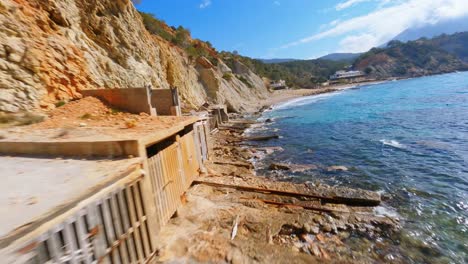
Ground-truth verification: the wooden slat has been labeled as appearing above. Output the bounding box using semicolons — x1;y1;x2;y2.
133;182;151;258
180;132;199;189
147;156;159;229
46;229;61;263
152;156;164;230
126;185;144;263
118;190;137;263
161;147;176;221
110;193;130;264
201;124;208;160
151;154;166;230
76;213;93;264
102;199;121;264
63;219;79;264
36;239;49;263
192;124;202;169
155;154;169;226
175;137;186;195
86;203;107;263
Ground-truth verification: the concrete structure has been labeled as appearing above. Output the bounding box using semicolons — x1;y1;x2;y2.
0;117;210;263
207;105;229;131
81;87;182;117
151;88;182;116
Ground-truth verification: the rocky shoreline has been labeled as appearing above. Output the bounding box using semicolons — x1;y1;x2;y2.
153;112;404;263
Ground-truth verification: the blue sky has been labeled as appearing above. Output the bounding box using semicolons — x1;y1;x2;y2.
135;0;468;59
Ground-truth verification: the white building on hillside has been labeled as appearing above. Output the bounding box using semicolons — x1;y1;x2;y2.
330;70;365;80
270;80;288;90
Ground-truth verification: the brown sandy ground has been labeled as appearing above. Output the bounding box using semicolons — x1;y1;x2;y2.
152;119;404;264
0;97;196;142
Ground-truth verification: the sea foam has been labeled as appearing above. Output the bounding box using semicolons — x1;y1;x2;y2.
380;139;406;149
374;206;400;219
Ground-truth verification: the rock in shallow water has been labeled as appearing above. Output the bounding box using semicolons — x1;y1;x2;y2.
269;162;318;172
327;165;349;172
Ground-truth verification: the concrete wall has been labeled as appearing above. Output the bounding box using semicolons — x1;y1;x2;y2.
81;88;181;116
151;89;181;116
81;88;155;115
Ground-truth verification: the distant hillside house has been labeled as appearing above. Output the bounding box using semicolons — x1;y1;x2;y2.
270;80;288;90
330;70;365;83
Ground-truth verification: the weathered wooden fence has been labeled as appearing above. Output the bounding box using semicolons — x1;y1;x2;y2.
10;121;210;264
20;172;154;264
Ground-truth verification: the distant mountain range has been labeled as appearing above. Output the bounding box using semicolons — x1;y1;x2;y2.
260;58;297;64
392;16;468;43
260;53;361;64
318;53;362;62
354;32;468;78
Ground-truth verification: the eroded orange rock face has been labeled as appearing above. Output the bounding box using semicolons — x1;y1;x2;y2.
0;0;269;113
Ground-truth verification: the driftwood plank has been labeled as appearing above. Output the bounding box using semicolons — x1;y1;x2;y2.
242;135;280;141
193;181;380;207
213;161;253;169
252;199;341;213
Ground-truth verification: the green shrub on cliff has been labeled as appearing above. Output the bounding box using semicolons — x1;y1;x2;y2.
172;26;191;48
222;73;233;81
139;12;173;42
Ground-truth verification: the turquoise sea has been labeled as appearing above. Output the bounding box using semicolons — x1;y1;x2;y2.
252;72;468;263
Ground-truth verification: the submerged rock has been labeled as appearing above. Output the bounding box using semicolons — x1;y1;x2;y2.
269;162;318;172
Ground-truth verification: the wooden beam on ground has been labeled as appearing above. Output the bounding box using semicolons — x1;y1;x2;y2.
192;180;380;207
242;135;279;141
248;199;338;214
218;126;246;132
212;161;253;169
229;120;258;125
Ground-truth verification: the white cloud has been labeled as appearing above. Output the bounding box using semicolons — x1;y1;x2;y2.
199;0;211;9
338;33;380;52
280;0;468;53
329;19;341;26
274;1;281;6
336;0;372;11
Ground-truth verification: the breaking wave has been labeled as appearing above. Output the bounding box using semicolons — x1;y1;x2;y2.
272;92;343;110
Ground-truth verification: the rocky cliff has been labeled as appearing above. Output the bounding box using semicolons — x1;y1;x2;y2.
0;0;269;113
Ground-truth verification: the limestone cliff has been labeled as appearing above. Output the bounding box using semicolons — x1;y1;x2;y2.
0;0;269;113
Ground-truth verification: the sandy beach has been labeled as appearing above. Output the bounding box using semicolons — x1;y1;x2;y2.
261;81;387;109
